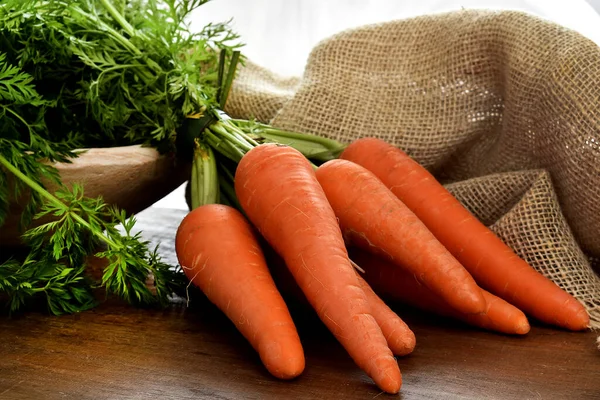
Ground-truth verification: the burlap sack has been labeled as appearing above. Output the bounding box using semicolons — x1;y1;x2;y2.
225;10;600;329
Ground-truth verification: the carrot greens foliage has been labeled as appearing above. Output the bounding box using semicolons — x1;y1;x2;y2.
0;0;239;314
0;0;345;315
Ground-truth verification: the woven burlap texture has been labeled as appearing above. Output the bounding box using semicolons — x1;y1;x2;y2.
225;9;600;328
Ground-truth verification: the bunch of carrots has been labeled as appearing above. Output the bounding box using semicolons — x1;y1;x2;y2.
175;137;589;394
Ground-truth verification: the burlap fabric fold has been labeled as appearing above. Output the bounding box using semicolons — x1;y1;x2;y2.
225;10;600;328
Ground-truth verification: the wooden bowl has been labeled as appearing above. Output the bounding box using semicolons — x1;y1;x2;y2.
1;145;190;247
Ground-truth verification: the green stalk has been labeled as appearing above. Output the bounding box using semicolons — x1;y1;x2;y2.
252;130;344;162
86;1;163;77
190;141;220;209
225;120;260;147
69;5;139;55
220;162;236;182
0;155;64;212
218;175;241;212
0;154;121;250
217;164;244;214
204;129;244;163
97;0;137;38
209;121;254;153
262;127;345;150
231;120;346;162
0;105;36;141
219;51;241;109
232;119;344;148
216;51;226;105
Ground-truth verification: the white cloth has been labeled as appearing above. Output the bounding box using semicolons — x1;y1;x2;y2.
190;0;600;77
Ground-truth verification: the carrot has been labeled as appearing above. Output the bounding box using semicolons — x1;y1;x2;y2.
355;272;417;355
350;248;530;335
315;158;487;315
262;245;310;308
175;204;305;380
264;246;416;356
340;137;589;331
235;143;402;394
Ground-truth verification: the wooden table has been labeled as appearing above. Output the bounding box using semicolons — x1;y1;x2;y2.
1;207;599;399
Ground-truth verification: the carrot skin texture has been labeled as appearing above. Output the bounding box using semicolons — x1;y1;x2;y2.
315;158;486;315
350;248;530;335
355;272;417;355
235;144;402;394
266;246;416;356
340;137;589;331
175;204;305;380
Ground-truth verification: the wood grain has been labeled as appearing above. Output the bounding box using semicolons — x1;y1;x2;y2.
1;145;190;246
1;207;599;400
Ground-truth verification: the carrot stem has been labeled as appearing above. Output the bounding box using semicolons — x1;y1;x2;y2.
190;140;219;208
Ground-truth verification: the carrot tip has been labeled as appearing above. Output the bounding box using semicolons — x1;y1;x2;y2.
378;374;402;394
515;321;531;335
392;333;416;356
265;358;305;380
260;342;306;380
370;357;403;394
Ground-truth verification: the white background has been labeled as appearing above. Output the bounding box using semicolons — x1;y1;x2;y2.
188;0;600;77
154;0;600;210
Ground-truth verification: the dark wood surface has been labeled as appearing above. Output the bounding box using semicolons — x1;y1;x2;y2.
1;207;599;400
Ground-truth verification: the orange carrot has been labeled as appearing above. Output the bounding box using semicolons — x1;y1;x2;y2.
350;248;531;335
235;144;402;394
315;158;487;315
355;272;417;355
175;204;305;380
341;137;589;331
265;246;416;356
